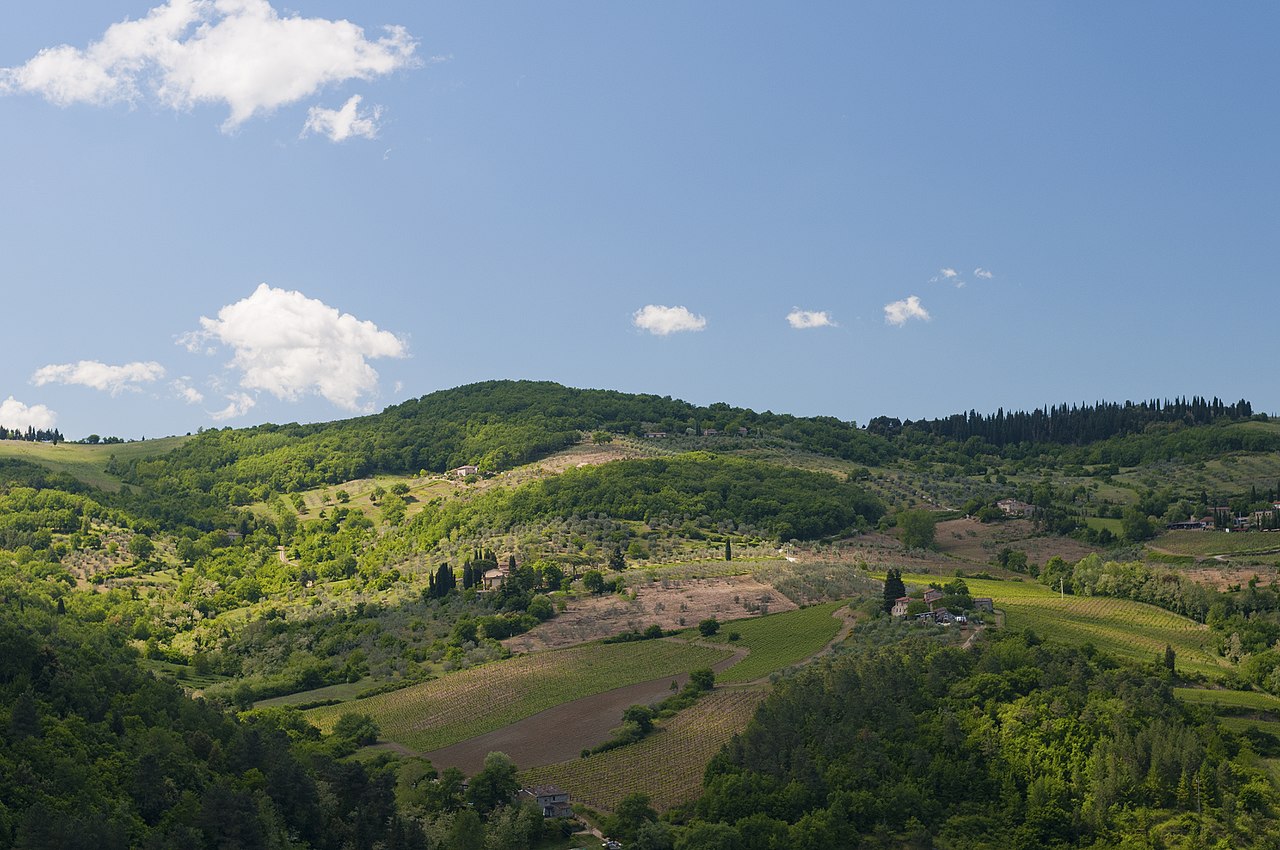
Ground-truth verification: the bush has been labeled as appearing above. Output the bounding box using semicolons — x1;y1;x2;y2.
698;618;720;637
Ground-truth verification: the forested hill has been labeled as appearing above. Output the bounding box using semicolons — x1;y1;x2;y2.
869;395;1255;446
107;380;892;500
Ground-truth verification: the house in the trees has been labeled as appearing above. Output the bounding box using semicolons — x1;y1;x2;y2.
972;598;994;613
481;566;508;592
517;785;571;818
922;589;944;611
452;465;480;478
891;596;911;618
997;498;1036;517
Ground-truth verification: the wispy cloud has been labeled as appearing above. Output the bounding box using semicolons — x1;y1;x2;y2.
786;308;835;329
884;295;930;327
301;94;382;142
632;304;707;336
0;396;57;430
31;360;165;394
182;283;407;412
930;267;964;288
974;267;994;279
0;0;418;136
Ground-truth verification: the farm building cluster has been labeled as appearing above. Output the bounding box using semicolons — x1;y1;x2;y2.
891;588;993;625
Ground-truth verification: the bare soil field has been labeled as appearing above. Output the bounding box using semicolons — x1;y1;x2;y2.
1180;564;1280;591
503;576;796;653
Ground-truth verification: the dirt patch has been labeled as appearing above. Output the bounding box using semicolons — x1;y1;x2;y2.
423;645;745;775
504;577;797;653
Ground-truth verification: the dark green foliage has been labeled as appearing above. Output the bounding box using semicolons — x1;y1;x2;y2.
465;752;520;815
698;618;720;637
610;545;626;572
896;508;936;549
724;539;732;561
332;712;380;746
688;631;1280;847
882;567;905;612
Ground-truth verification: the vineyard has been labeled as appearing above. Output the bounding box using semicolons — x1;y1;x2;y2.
1174;687;1280;713
305;640;731;752
1149;530;1280;558
891;573;1230;677
520;687;766;813
700;602;846;684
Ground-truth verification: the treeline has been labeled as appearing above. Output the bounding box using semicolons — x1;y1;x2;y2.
0;425;63;443
871;395;1254;446
407;454;884;549
679;631;1280;848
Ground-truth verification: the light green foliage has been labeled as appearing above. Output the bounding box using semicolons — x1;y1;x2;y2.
897;509;937;549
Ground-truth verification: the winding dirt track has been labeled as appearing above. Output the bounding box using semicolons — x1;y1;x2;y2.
421;643;747;775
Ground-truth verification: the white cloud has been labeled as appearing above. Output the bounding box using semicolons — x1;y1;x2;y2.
786;308;836;330
301;94;381;142
974;267;994;279
884;295;930;327
632;305;708;336
172;377;204;404
930;267;964;288
31;359;165;394
183;283;407;411
209;392;255;421
0;397;57;430
0;0;418;134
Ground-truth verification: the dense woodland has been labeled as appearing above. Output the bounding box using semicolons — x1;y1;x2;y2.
677;630;1280;849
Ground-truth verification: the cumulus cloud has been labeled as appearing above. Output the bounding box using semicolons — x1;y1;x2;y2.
884;295;930;327
31;359;165;394
632;305;707;336
786;308;835;330
0;0;418;134
182;283;407;411
172;377;204;404
210;392;255;421
301;94;382;142
0;397;57;430
974;267;994;279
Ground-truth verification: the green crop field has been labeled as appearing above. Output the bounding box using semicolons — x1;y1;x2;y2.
1085;517;1124;535
306;640;732;752
1218;717;1280;737
0;436;188;491
1151;530;1280;558
1174;688;1280;713
521;687;766;813
698;602;845;683
886;573;1230;677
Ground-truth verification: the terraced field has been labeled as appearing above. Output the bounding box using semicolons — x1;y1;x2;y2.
520;687;766;813
698;602;846;683
890;573;1229;677
306;640;731;752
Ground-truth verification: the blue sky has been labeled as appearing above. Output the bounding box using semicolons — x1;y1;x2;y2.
1;2;1276;440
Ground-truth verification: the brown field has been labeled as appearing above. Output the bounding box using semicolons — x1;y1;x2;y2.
503;576;796;653
932;517;1101;566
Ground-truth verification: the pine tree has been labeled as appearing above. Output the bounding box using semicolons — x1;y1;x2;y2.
610;546;626;572
724;540;732;561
